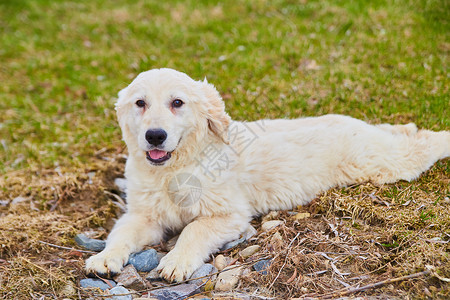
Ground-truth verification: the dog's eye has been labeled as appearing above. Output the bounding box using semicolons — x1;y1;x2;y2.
172;99;184;108
135;100;146;108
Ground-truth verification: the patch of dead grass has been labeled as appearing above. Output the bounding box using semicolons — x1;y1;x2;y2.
239;159;449;299
0;153;125;299
0;155;448;299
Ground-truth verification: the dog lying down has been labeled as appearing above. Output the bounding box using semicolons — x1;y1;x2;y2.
86;68;450;282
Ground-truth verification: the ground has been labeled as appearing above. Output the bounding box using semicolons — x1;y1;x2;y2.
0;0;449;299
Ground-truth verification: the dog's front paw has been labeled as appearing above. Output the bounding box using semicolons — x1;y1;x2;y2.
85;250;128;278
156;250;203;282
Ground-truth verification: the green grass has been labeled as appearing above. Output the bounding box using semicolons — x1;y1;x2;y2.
0;0;448;173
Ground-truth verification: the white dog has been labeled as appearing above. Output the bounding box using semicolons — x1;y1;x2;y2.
86;68;450;282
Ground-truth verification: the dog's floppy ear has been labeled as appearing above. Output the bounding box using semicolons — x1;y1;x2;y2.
199;79;231;144
115;86;130;129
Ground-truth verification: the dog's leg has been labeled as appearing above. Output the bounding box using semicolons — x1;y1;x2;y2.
85;212;163;277
156;213;250;282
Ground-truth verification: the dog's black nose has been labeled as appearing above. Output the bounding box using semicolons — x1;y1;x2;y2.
145;129;167;146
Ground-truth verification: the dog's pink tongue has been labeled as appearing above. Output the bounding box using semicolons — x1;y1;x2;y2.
149;150;167;160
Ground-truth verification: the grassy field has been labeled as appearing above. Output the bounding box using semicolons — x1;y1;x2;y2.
0;0;449;299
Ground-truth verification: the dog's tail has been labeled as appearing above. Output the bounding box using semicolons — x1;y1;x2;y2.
370;124;450;184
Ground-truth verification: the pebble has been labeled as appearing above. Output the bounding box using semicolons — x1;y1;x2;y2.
261;220;283;231
11;196;28;205
80;278;116;291
114;178;128;193
220;237;245;251
188;263;217;286
75;233;106;252
60;282;76;297
214;254;228;271
292;212;311;220
149;283;198;299
242;225;257;240
262;211;279;222
252;259;271;275
113;265;146;290
165;235;179;251
270;231;283;246
127;249;160;272
106;286;132;300
215;266;243;291
239;245;260;259
220;225;258;251
146;269;161;282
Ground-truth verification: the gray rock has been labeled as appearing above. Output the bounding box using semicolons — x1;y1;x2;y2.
242;225;257;240
146;269;161;282
106;286;132;300
220;225;258;251
113;265;146;290
114;178;128;193
80;278;116;291
149;283;198;300
127;249;160;272
220;237;246;251
75;233;106;252
188;263;217;286
252;259;271;275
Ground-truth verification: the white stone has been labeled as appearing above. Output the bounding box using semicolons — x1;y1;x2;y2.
239;245;260;259
214;254;228;271
215;266;243;291
261;220;283;231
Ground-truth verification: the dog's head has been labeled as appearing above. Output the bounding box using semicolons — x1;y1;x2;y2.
115;68;230;167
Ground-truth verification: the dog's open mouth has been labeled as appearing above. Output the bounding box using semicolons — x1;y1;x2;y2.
146;150;172;164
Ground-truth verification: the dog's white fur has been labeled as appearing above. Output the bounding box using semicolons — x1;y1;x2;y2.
86;68;450;282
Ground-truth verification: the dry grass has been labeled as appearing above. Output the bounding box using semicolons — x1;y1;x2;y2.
0;158;448;299
238;159;450;299
0;154;124;299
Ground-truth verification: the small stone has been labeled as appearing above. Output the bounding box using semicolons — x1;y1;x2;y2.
239;245;260;259
113;265;146;290
270;231;283;247
11;196;28;205
214;255;228;271
80;278;116;291
261;220;283;231
214;266;243;291
252;259;271;275
262;211;279;222
188;263;217;286
114;178;128;193
292;212;311;220
149;283;198;299
60;282;76;297
242;225;257;240
220;237;245;251
75;233;106;252
165;235;179;251
146;269;161;282
127;249;160;272
106;286;132;300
